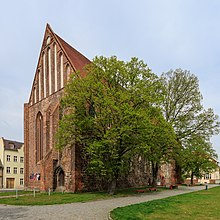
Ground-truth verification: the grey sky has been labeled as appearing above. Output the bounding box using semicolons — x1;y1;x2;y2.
0;0;220;156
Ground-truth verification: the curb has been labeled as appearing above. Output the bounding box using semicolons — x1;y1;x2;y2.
108;210;113;220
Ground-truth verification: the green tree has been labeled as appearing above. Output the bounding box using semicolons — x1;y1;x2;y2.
141;109;177;187
182;135;218;185
56;56;163;194
160;69;220;182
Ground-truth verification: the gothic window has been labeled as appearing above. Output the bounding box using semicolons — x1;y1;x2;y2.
38;69;41;100
52;105;60;148
43;52;47;98
36;112;43;162
47;47;52;95
46;36;51;45
33;86;36;104
54;43;58;92
46;110;51;152
66;64;71;82
59;52;64;88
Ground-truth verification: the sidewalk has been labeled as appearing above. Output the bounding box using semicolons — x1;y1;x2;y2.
0;184;218;220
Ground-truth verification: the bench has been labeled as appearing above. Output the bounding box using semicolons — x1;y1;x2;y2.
149;187;157;192
135;189;146;193
170;185;178;190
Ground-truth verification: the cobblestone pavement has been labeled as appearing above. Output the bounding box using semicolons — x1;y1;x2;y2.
0;185;218;220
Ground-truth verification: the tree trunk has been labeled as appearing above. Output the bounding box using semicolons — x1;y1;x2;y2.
108;178;117;195
175;161;182;184
152;162;159;187
190;171;194;185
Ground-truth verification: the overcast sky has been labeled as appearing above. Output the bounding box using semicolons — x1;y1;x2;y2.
0;0;220;157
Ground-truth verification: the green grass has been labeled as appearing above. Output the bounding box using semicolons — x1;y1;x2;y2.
0;186;163;206
110;186;220;220
0;190;33;197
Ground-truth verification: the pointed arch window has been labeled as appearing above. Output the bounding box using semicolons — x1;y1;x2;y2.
66;64;71;82
38;69;41;100
54;43;58;92
43;52;47;98
47;47;52;95
59;53;64;88
36;112;43;162
33;86;36;104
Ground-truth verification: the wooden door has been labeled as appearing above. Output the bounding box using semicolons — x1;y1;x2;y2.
6;178;15;188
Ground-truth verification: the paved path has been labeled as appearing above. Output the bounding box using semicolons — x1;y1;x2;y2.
0;185;218;220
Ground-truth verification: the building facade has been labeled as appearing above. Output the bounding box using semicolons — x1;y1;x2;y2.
24;24;91;192
0;137;24;189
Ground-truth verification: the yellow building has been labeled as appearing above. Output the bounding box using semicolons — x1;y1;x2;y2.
198;168;220;184
0;137;24;189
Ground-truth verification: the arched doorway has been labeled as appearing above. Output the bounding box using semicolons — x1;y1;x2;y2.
53;166;65;191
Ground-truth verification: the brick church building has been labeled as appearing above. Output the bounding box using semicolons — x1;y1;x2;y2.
24;24;91;192
24;24;176;192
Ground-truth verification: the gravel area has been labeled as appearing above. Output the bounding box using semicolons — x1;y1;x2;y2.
0;184;218;220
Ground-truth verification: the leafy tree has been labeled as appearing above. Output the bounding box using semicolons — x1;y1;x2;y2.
160;69;220;182
56;56;163;194
182;135;218;185
141;109;177;187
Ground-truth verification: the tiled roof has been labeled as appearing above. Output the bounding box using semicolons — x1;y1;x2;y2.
55;33;91;75
3;138;23;151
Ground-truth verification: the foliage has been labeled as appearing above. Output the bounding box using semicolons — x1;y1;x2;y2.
161;69;220;142
56;56;164;193
160;69;220;182
140;108;177;186
182;135;218;183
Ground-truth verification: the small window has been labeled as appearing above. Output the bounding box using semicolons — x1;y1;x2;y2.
14;167;17;174
46;36;51;45
20;157;24;163
20;168;24;174
8;143;15;149
6;167;10;174
6;155;10;162
205;173;210;179
20;178;24;185
14;156;17;162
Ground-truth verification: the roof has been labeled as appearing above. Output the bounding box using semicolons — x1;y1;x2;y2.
3;138;23;151
55;33;91;74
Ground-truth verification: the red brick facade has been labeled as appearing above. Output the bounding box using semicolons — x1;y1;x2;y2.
24;24;90;192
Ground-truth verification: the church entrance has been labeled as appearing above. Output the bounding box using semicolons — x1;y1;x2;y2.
53;166;65;191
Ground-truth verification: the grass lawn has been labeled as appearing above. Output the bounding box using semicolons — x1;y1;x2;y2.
0;186;163;206
110;186;220;220
0;190;33;197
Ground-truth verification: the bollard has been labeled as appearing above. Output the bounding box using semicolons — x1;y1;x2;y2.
34;188;36;197
48;188;51;196
205;183;208;190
